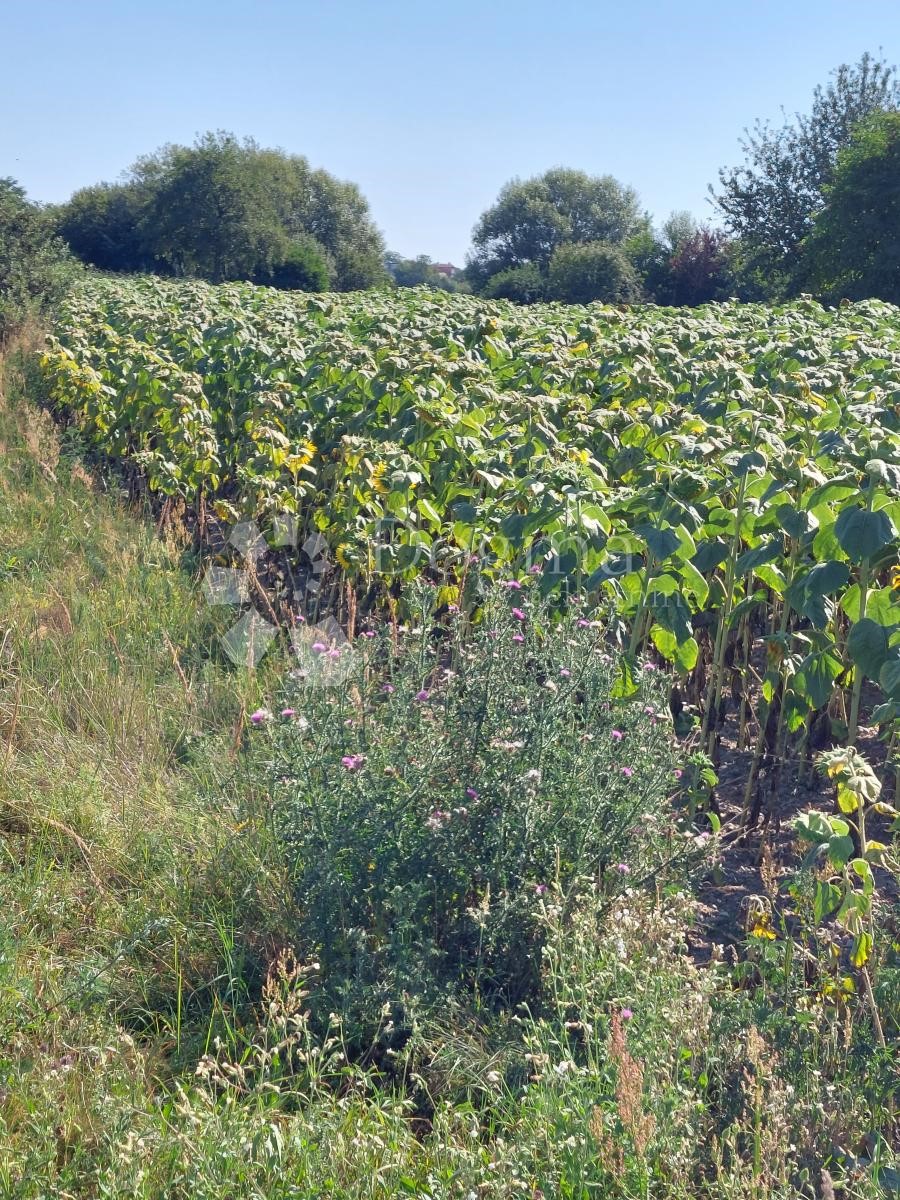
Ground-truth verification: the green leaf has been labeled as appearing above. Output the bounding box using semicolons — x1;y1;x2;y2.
785;561;850;629
692;539;729;573
795;811;833;844
846;618;890;680
638;525;681;562
776;504;818;540
792;650;842;709
735;539;783;576
826;834;854;867
813;881;842;923
879;654;900;700
851;858;874;897
835;505;897;564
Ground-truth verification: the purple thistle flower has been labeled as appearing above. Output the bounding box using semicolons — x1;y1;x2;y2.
280;708;296;718
577;618;590;628
311;641;327;654
534;883;548;896
616;863;631;874
503;579;523;590
466;786;479;800
511;607;526;621
621;766;634;778
414;689;430;702
512;633;525;644
611;729;624;741
559;668;571;677
250;707;272;725
382;683;395;694
621;1008;633;1020
341;754;364;771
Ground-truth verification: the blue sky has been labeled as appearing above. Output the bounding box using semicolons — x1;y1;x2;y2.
3;1;899;264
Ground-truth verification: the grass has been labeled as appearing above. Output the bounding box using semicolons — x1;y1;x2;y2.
0;339;897;1199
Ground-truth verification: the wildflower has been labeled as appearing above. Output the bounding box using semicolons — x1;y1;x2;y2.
361;630;375;639
340;754;365;771
621;1008;633;1021
611;729;624;741
511;607;526;621
250;708;273;725
382;683;395;694
643;706;655;717
534;883;548;895
674;768;683;780
280;708;296;718
426;809;450;831
616;863;631;874
503;580;523;590
311;641;327;654
524;768;542;782
512;633;525;643
327;648;342;659
529;563;542;574
466;786;479;800
559;667;571;677
642;661;657;672
577;618;590;628
448;603;460;613
621;766;634;778
414;688;430;702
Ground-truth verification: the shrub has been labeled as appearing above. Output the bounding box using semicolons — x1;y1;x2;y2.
546;241;640;304
481;262;546;303
249;585;687;1043
0;178;79;340
256;238;331;292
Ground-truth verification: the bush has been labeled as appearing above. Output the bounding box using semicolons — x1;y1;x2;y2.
481;263;546;303
249;586;686;1043
546;241;640;304
255;238;331;292
0;179;79;340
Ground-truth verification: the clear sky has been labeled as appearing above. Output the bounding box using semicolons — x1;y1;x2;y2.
3;1;899;265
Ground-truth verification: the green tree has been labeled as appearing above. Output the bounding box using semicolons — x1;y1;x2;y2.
545;241;640;305
254;237;331;292
713;52;899;294
134;133;289;282
481;263;546;304
625;210;698;301
0;178;78;340
55;133;387;291
467;168;647;290
54;183;150;273
803;110;900;303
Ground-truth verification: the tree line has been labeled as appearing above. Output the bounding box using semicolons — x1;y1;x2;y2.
2;51;899;331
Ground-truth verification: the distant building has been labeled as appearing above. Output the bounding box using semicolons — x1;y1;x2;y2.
431;262;461;278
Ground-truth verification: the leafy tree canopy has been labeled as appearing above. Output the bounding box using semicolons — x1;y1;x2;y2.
713;52;900;293
545;241;640;305
467;168;648;290
804;110;900;303
55;132;387;291
0;178;78;339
